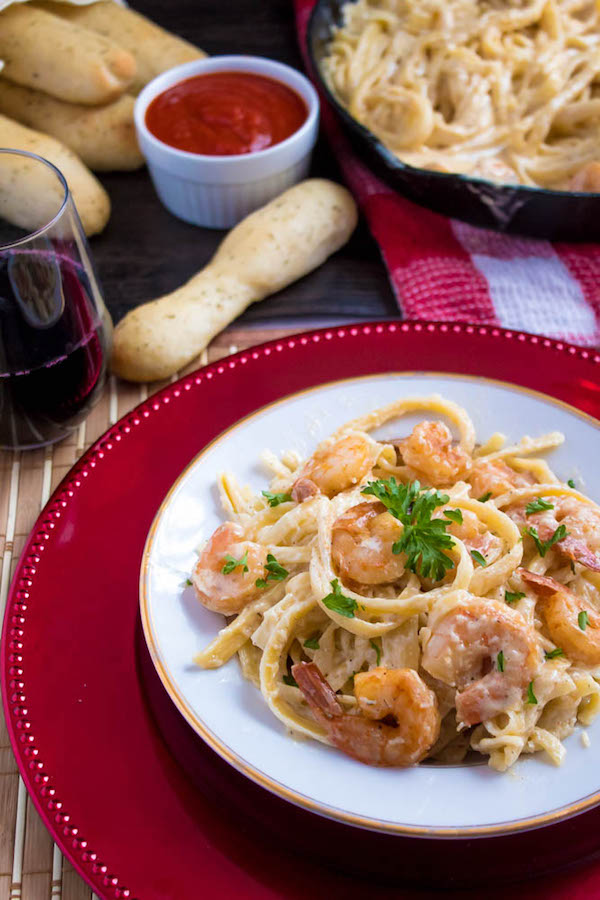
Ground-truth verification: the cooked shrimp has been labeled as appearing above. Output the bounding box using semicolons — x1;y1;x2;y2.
292;662;441;766
569;161;600;193
510;495;600;572
193;522;268;615
290;477;320;502
519;568;600;666
291;432;374;501
469;459;535;500
443;508;503;562
396;420;471;487
422;596;541;727
331;501;405;586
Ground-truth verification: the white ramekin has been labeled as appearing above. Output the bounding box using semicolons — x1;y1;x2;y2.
134;56;320;229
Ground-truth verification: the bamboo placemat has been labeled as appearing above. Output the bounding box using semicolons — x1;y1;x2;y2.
0;324;298;900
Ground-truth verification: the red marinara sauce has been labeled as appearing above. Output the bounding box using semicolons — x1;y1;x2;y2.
145;71;308;156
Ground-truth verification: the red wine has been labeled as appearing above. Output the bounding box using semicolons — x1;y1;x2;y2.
0;248;110;448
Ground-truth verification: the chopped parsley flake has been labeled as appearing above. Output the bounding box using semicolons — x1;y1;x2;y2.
478;492;492;503
567;479;576;489
221;551;248;575
527;681;538;705
304;636;320;650
255;553;289;589
578;610;590;631
470;549;487;567
369;638;382;667
505;590;525;605
322;579;358;619
525;497;554;515
282;674;298;688
497;650;505;672
524;524;568;557
262;490;293;507
545;648;565;660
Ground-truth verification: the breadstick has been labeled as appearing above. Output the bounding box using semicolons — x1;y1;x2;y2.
0;114;110;237
0;80;143;172
36;1;206;94
111;180;358;382
0;4;136;105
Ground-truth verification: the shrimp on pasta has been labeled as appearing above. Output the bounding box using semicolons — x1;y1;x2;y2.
188;393;600;772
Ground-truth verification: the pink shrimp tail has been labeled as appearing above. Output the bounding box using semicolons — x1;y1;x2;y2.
291;661;343;719
536;524;600;573
291;477;320;503
517;567;562;597
559;536;600;572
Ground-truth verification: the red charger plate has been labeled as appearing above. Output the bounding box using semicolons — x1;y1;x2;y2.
5;321;600;900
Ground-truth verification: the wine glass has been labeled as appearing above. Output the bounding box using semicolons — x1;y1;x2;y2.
0;148;112;449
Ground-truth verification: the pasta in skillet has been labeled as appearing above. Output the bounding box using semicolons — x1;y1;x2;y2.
189;394;600;771
323;0;600;191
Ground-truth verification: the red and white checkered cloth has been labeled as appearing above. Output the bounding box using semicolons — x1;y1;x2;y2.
295;0;600;346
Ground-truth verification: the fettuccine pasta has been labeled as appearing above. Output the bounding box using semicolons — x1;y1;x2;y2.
323;0;600;191
189;394;600;771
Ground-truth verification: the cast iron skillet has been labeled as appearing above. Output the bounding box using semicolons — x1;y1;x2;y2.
307;0;600;241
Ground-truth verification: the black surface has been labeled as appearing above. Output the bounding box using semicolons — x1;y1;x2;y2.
308;0;600;242
91;0;397;326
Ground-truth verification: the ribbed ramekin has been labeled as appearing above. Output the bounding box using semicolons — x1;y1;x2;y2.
134;55;320;229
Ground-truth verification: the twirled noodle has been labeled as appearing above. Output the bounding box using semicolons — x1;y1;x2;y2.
193;583;286;668
323;0;600;190
494;481;591;510
189;393;600;771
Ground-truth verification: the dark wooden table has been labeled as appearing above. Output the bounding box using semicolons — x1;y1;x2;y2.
93;0;397;328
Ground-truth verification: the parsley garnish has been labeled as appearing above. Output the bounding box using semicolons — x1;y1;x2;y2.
370;638;382;667
185;578;193;586
262;490;292;507
527;681;538;705
567;479;576;489
525;497;554;515
524;524;568;557
222;551;249;574
362;477;425;517
255;553;289;588
497;650;505;672
361;478;455;581
545;648;565;660
322;578;358;618
443;508;463;525
304;636;320;650
505;590;525;605
478;492;492;503
283;674;298;687
578;610;590;631
470;549;487;567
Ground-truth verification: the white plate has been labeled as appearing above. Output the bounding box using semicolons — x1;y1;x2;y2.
141;373;600;837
